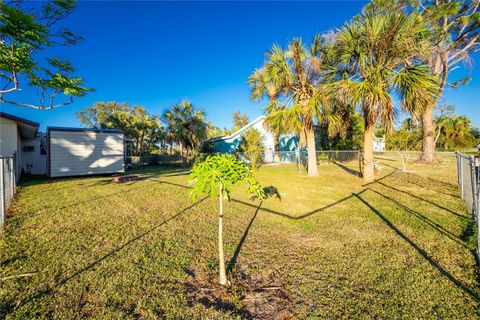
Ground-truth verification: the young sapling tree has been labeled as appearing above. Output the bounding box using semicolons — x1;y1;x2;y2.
189;154;265;286
238;128;265;170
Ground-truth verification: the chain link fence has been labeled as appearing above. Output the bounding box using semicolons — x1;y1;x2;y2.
128;154;185;167
456;152;479;262
1;153;16;229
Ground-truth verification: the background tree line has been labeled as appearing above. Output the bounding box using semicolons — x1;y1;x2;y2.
248;0;479;181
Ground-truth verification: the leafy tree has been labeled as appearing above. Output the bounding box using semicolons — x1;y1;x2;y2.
232;111;249;131
0;0;91;109
252;35;340;177
190;154;265;286
434;103;456;143
386;120;423;151
317;110;364;150
76;102;163;155
366;0;480;162
334;11;439;182
206;121;227;140
436;115;476;149
162;101;208;167
238;128;265;170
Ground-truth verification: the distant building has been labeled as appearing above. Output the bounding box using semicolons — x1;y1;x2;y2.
373;136;386;152
207;115;385;156
207;116;299;162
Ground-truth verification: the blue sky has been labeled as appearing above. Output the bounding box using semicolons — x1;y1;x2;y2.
2;1;479;131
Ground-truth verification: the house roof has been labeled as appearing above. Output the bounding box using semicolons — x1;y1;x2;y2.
207;115;266;143
0;112;39;139
47;127;124;134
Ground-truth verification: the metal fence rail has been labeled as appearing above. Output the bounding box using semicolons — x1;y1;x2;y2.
0;153;16;228
456;152;479;262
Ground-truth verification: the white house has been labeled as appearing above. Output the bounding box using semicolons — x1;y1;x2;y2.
0;112;46;177
373;136;386;152
209;116;276;153
0;112;126;178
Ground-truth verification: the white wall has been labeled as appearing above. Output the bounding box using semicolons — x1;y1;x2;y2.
0;117;22;177
49;130;125;177
251;118;275;151
0;117;18;156
20;136;47;175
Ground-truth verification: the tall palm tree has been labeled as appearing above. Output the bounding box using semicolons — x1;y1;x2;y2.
162;101;208;167
335;11;439;182
250;36;339;176
248;67;282;161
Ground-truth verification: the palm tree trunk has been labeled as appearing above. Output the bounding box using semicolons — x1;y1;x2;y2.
273;133;280;163
421;105;436;162
363;124;375;183
218;185;227;286
180;143;187;168
306;126;318;177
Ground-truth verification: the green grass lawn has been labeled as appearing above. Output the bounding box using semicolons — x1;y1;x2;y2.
0;159;479;319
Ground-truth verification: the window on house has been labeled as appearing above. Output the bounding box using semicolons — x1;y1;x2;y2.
23;145;35;152
40;145;46;155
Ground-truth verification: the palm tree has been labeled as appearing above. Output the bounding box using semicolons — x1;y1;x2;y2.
335;11;439;182
250;36;338;176
248;67;282;161
162;101;208;167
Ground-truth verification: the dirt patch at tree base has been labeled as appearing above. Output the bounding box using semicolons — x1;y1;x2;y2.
184;262;293;319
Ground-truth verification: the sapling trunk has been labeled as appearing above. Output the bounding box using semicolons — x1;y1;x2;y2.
218;184;227;286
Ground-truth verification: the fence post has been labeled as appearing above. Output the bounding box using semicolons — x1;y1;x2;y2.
460;155;464;199
455;151;460;186
13;151;17;186
470;156;478;221
10;155;14;198
472;156;480;262
0;159;4;228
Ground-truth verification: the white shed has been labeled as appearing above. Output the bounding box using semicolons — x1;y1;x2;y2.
47;127;125;178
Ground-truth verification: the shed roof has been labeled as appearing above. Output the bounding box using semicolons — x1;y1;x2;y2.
47;127;124;134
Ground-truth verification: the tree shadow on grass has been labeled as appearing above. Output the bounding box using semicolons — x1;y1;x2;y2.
379;161;458;189
354;191;480;303
157;179;363;221
369;188;469;249
2;197;207;317
227;202;262;273
375;181;468;220
333;161;361;177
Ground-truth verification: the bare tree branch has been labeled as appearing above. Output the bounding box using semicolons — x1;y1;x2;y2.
448;34;480;67
0;96;74;110
0;70;19;95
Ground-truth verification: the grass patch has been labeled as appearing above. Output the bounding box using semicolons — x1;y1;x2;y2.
0;160;479;319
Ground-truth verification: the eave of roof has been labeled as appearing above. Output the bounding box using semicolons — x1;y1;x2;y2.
47;126;124;134
207;115;266;143
0;112;39;128
0;112;40;139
